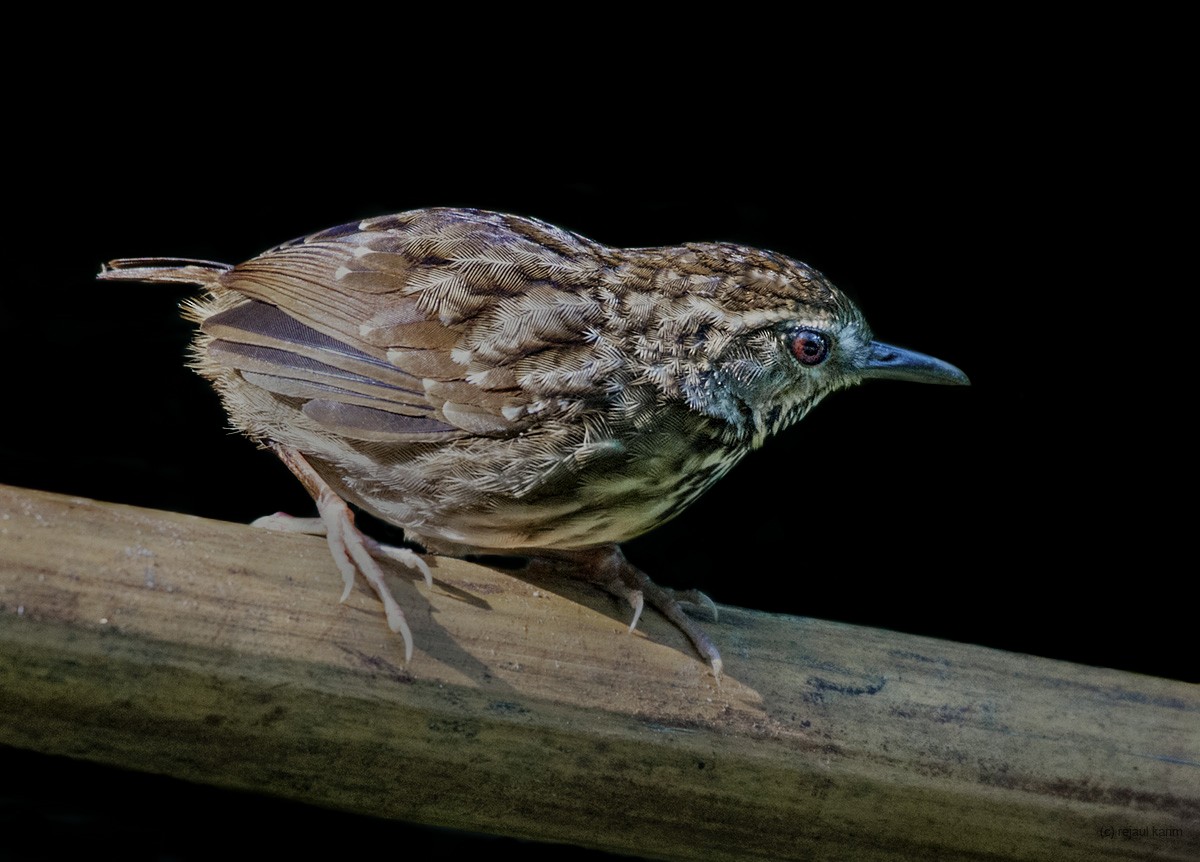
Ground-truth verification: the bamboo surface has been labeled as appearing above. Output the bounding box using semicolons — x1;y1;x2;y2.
0;483;1196;860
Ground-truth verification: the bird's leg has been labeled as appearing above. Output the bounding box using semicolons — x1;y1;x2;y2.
534;545;723;677
261;443;427;661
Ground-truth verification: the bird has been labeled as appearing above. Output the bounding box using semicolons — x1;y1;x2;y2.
98;207;968;676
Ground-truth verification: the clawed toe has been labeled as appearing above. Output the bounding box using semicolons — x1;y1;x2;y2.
662;588;719;623
251;513;325;533
357;534;433;588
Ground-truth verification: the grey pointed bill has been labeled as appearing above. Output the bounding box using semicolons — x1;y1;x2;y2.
861;341;970;386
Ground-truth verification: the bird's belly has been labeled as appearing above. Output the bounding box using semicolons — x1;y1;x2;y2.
340;444;743;554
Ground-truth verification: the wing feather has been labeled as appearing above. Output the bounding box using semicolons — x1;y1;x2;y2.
202;209;618;442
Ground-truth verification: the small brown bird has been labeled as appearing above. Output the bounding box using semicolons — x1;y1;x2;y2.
99;208;967;675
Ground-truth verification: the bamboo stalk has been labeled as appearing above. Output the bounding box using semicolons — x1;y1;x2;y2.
0;484;1195;860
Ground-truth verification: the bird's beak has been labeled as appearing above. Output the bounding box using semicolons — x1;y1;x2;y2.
860;341;970;386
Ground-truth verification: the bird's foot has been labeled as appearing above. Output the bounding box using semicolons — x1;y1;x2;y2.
252;512;433;586
260;444;428;661
534;546;723;677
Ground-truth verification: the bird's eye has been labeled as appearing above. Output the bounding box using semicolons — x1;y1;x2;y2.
789;329;830;367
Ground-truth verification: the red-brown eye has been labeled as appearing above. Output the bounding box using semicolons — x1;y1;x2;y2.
790;329;830;366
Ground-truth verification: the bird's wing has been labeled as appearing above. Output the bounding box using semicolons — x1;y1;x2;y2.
202;209;620;443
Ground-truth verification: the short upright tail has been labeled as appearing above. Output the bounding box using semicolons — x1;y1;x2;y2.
97;257;232;286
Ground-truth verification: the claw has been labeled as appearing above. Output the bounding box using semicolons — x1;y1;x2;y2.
626;589;645;633
675;588;719;623
362;537;434;588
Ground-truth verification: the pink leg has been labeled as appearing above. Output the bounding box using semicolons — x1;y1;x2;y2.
265;443;425;662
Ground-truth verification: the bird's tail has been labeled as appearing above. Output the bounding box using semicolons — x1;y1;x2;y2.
97;257;232;286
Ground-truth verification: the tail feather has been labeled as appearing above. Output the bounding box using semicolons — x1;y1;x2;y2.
97;257;232;286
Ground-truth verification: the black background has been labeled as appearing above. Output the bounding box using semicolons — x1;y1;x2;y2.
2;50;1182;860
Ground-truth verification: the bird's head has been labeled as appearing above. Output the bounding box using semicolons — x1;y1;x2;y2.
657;244;969;448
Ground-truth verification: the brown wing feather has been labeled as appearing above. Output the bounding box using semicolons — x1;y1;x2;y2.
203;209;618;442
